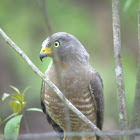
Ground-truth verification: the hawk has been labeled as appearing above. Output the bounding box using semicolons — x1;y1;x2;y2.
40;32;104;140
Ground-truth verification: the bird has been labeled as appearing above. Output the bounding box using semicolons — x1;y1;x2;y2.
40;32;104;140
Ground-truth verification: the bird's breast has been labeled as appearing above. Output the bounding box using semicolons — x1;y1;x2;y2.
43;88;96;132
43;63;96;131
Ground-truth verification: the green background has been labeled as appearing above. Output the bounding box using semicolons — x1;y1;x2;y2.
0;0;139;140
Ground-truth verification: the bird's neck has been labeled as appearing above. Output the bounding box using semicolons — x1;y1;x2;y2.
52;56;89;73
53;54;89;67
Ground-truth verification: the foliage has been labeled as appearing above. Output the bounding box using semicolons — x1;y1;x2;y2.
0;86;42;140
4;115;23;140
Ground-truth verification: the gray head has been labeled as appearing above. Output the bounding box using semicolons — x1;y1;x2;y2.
40;32;89;64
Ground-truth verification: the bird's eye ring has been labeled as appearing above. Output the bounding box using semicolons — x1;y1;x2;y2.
54;41;60;48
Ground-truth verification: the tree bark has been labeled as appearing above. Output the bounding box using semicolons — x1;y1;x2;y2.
112;1;128;140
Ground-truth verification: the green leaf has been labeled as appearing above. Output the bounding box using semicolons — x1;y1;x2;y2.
0;113;18;126
4;115;23;140
9;101;22;113
26;108;43;113
2;93;10;101
22;87;30;96
10;86;20;94
10;93;24;103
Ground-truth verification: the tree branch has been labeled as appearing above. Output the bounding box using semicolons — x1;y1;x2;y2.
112;0;128;140
0;28;110;140
38;0;52;35
1;129;140;139
129;1;140;140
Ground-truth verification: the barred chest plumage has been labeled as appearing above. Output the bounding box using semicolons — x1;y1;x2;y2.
42;61;97;132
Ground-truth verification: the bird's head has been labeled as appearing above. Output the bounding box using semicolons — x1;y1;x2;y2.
40;32;89;63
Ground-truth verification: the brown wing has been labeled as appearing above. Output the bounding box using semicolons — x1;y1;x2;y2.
89;69;104;131
40;81;64;140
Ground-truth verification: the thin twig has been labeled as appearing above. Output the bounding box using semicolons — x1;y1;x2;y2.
38;0;52;35
0;28;110;140
37;0;71;133
0;129;140;140
21;105;31;140
112;0;128;140
129;1;140;140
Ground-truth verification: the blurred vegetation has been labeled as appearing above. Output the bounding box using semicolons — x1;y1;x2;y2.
0;0;139;136
0;86;42;139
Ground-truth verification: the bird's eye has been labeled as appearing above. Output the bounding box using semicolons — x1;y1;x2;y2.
54;41;60;48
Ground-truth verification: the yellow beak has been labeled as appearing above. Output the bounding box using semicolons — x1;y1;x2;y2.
41;46;52;55
40;46;52;61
